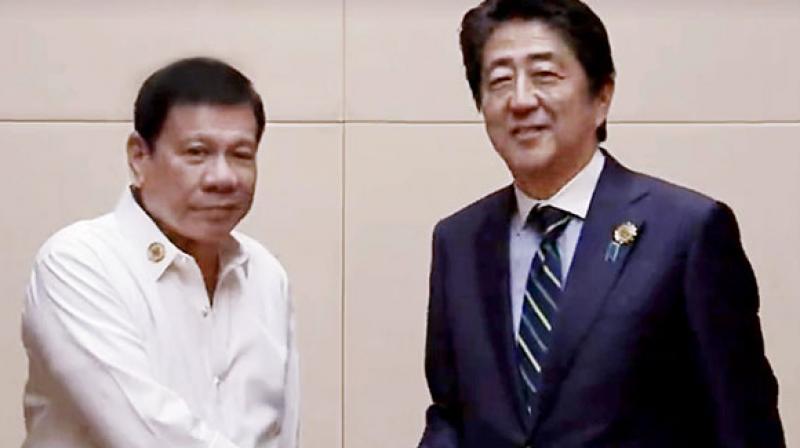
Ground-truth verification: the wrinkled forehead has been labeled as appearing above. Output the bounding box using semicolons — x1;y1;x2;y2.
481;19;576;72
160;103;259;142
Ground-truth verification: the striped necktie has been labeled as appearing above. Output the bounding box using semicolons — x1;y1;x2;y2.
517;205;571;415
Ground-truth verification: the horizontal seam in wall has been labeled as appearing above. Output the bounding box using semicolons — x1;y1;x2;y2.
1;119;800;126
337;120;800;125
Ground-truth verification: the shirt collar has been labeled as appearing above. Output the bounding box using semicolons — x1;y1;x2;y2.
113;186;250;281
514;149;605;226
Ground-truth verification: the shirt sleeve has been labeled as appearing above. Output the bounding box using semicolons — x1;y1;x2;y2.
22;242;242;448
277;267;300;448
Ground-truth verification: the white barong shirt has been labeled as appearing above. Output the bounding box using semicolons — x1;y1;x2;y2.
22;188;299;448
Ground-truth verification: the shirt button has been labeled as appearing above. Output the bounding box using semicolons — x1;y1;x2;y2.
201;306;210;317
266;422;281;437
213;376;221;387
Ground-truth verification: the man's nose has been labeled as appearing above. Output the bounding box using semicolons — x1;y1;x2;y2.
509;75;540;113
203;155;238;192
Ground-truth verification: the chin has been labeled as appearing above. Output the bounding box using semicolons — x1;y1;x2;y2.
507;147;558;176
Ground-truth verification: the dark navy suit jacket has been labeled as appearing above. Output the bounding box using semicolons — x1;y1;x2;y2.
419;156;784;448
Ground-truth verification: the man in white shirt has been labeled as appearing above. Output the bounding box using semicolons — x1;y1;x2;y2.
22;57;298;448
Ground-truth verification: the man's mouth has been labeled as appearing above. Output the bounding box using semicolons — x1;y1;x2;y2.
511;124;549;140
193;204;241;214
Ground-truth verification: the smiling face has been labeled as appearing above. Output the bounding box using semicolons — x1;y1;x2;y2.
480;19;613;197
128;103;259;249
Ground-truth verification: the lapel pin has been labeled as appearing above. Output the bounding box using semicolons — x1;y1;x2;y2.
147;242;165;263
613;222;638;246
605;222;639;262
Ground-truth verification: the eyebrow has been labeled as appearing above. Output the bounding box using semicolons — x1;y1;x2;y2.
181;134;257;147
485;51;557;72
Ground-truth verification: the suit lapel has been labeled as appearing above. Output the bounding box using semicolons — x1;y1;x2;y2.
474;186;530;430
531;156;649;428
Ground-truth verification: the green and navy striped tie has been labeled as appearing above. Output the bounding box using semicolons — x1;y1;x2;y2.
517;205;571;415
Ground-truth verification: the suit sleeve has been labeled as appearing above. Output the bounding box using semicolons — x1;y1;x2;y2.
683;201;785;447
418;223;460;448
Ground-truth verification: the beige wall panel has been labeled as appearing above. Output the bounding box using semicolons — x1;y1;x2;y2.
0;123;343;447
344;122;799;446
596;1;800;123
345;1;479;122
0;0;343;121
343;123;510;448
345;0;800;122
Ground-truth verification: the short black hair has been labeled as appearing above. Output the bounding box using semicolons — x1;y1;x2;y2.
460;0;615;142
134;57;266;148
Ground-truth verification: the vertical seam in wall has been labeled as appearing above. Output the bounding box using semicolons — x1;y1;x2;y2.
340;0;347;447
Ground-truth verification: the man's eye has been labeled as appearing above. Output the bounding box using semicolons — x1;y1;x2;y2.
533;71;560;83
186;147;207;156
488;76;512;89
233;148;256;160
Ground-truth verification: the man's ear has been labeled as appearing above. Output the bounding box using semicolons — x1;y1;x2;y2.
127;132;151;188
594;78;615;128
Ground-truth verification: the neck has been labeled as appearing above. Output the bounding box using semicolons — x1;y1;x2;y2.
188;243;221;301
171;235;221;302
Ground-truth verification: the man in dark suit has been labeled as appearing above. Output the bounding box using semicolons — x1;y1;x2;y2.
418;0;785;447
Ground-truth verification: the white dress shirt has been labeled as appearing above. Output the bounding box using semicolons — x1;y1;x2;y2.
509;150;605;334
22;188;299;448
